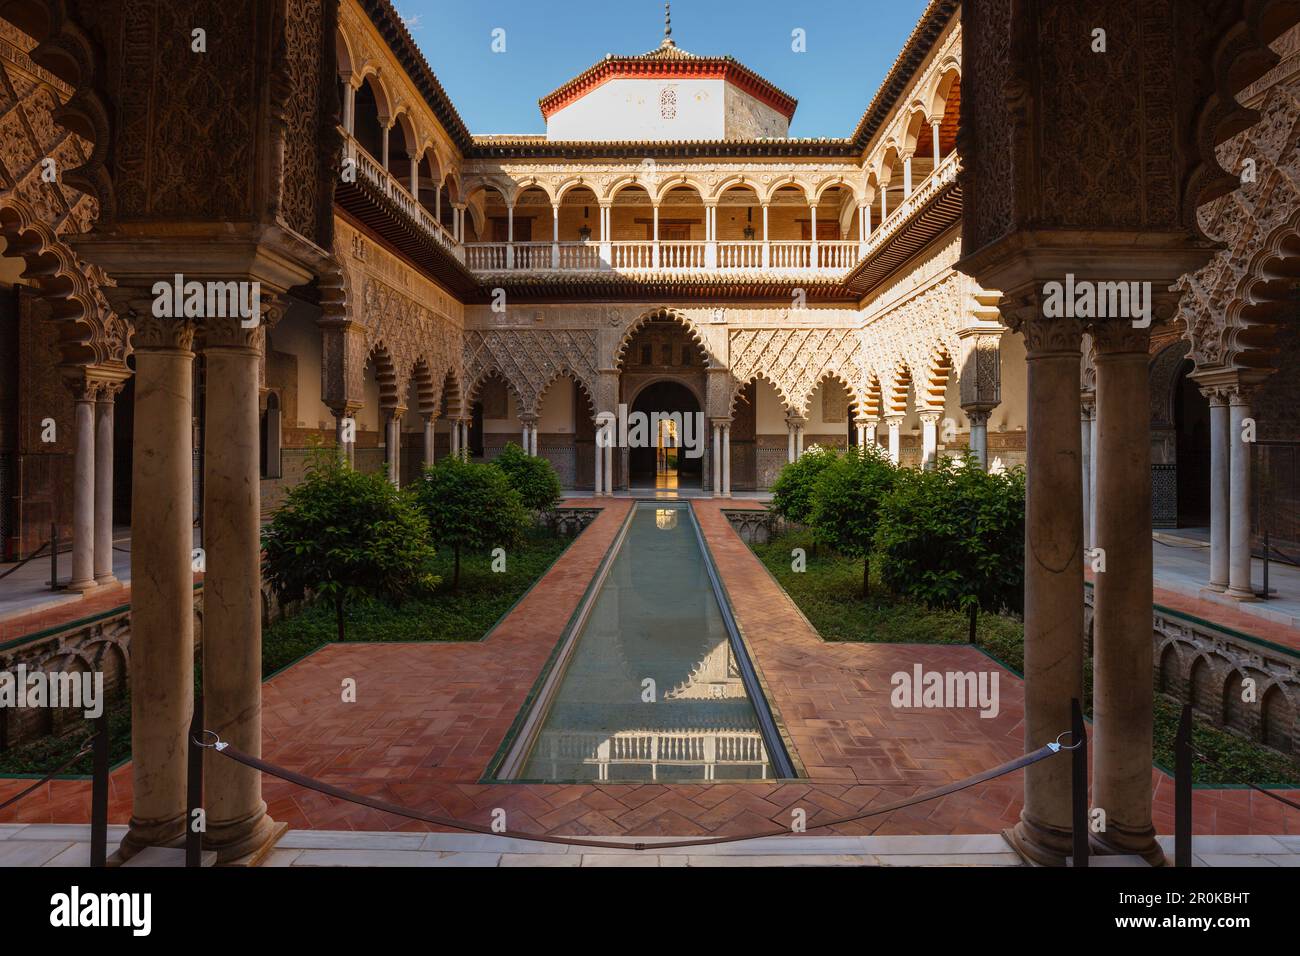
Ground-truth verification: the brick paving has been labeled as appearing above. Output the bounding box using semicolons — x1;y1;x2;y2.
2;497;1297;844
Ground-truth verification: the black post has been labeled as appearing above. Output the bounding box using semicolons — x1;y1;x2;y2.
185;695;203;868
1071;697;1088;867
49;522;58;590
1175;702;1193;867
89;711;109;867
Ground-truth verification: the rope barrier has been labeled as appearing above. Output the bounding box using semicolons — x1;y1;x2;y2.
203;732;1074;852
0;538;55;582
0;740;94;813
1193;749;1300;812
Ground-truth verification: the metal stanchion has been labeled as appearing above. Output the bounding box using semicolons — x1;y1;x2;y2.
1175;702;1193;867
1070;697;1088;867
90;711;110;867
186;696;204;867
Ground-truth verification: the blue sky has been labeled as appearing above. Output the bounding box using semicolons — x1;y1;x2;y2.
394;0;931;137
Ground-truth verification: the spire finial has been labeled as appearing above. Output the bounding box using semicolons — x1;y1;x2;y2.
661;2;675;48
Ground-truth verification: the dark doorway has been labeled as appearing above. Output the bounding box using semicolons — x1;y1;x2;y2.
1174;359;1210;526
628;380;702;489
469;401;485;458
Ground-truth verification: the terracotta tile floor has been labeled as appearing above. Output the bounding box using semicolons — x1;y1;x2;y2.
2;498;1296;841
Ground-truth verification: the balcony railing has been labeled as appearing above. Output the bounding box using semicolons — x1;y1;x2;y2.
464;238;866;275
342;132;462;262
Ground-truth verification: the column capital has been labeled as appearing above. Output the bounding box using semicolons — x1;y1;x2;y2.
917;409;942;424
966;408;993;427
883;414;904;426
1089;318;1151;356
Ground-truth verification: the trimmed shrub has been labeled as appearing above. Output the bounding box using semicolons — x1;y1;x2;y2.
493;441;563;515
807;445;896;596
262;449;438;641
770;443;838;526
874;455;1025;618
412;455;528;591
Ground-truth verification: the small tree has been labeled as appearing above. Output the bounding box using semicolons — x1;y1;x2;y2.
262;449;437;642
874;455;1025;633
493;441;563;516
770;444;838;527
808;445;895;597
413;456;528;591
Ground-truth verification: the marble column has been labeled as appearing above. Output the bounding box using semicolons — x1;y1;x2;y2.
885;416;902;465
603;438;613;495
865;418;878;448
854;418;867;449
712;423;722;497
450;418;460;459
200;317;281;864
1089;408;1099;549
966;410;991;470
423;414;437;469
796;422;805;457
521;419;532;455
594;424;604;496
66;378;98;592
786;420;797;462
1006;315;1085;868
1090;322;1161;864
385;409;403;486
332;404;358;467
1227;388;1255;600
722;423;732;498
94;383;121;586
1080;396;1094;552
919;410;940;469
119;316;196;858
1203;389;1229;591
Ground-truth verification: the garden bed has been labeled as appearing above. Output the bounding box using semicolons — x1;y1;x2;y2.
751;528;1300;787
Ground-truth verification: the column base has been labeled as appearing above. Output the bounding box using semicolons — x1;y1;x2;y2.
1090;824;1167;867
94;573;118;587
204;807;286;866
1202;582;1228;594
1225;586;1258;602
67;578;99;593
1003;815;1074;867
117;813;187;861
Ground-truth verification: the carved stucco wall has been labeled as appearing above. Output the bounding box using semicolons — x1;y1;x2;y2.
326;216;464;416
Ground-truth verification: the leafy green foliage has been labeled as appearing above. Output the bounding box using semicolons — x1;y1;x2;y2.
261;449;437;640
412;455;528;590
874;456;1025;615
493;441;563;515
769;444;838;526
807;445;896;595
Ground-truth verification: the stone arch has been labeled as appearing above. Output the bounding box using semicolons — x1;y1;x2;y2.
409;356;439;416
811;174;860;207
651;175;709;206
885;361;914;416
1189;653;1219;716
920;342;955;411
626;373;707;412
614;307;713;369
365;342;401;410
709;174;765;203
728;370;793;418
1221;667;1254;735
759;175;811;206
537;367;598;418
606;175;657;203
1157;640;1184;695
801;368;861;421
862;373;884;419
335;22;357;77
927;63;962;122
468;364;529;416
439;366;466;420
553;176;597;203
1261;683;1296;752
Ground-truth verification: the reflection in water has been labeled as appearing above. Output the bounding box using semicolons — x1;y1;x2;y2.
521;503;770;782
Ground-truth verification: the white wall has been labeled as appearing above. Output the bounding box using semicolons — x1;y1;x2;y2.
546;78;787;141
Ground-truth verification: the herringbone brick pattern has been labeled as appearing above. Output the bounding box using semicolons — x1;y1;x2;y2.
2;498;1296;840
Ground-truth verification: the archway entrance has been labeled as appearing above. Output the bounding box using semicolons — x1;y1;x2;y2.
628;380;702;489
1174;359;1211;527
